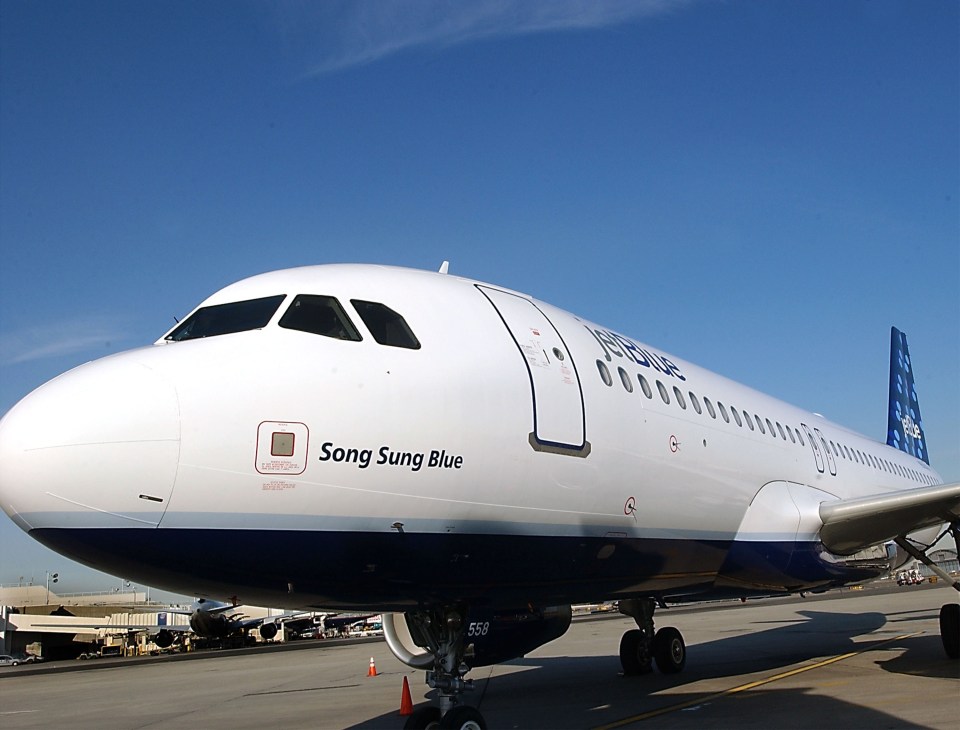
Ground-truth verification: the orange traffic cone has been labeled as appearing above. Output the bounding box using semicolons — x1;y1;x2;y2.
399;676;413;716
367;656;378;677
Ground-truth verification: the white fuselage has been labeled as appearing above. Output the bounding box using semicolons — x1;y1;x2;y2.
0;265;942;609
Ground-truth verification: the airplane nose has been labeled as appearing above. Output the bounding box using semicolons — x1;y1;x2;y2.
0;352;180;533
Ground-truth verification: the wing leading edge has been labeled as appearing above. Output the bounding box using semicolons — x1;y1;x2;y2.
819;481;960;555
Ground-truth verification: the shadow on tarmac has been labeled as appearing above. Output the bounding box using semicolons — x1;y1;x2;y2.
875;634;960;681
348;608;953;729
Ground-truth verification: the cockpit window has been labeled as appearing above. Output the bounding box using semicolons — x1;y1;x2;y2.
350;300;421;349
279;295;362;341
165;295;286;342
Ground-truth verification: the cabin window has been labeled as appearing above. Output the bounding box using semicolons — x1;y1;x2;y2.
639;375;653;398
717;402;730;423
743;411;754;430
619;367;634;393
689;392;702;414
777;422;787;440
755;415;765;434
731;407;743;427
673;386;687;409
704;397;717;419
656;380;671;405
279;295;362;340
597;360;613;386
351;300;421;349
166;295;286;342
765;418;776;437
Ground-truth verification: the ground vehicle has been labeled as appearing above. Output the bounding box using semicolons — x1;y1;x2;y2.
897;569;924;585
0;654;22;666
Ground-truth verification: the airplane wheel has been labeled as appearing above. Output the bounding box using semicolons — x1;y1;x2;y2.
653;627;686;674
439;705;486;730
940;604;959;660
619;629;652;675
404;706;442;730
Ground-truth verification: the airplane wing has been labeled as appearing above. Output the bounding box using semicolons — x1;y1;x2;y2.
819;481;960;555
30;621;190;634
323;613;377;630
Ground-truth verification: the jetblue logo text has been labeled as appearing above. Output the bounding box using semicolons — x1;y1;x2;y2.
901;415;922;439
587;327;686;381
318;442;463;471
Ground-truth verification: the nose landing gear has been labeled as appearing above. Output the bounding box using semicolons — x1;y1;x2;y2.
402;606;488;730
618;597;687;675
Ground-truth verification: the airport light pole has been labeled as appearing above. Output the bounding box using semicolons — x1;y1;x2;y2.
45;571;59;604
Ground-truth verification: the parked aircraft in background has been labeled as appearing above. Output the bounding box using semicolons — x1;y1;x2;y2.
154;598;293;646
170;599;373;644
0;263;957;730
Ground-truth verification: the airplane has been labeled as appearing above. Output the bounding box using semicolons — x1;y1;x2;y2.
162;597;296;645
36;597;297;649
0;262;957;730
172;599;372;644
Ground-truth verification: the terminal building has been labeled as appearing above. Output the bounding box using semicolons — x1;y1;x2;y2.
0;585;191;659
0;585;373;660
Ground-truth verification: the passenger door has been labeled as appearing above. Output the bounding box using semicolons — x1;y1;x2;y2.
478;286;587;454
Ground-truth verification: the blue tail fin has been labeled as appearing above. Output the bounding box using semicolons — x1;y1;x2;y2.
887;327;929;464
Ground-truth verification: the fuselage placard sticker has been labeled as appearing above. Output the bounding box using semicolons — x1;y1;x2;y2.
256;421;309;475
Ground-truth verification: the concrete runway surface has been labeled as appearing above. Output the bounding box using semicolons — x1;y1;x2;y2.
1;584;957;729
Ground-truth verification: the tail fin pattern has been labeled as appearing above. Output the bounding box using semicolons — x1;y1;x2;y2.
887;326;929;464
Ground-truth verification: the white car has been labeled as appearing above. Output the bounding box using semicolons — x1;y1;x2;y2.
0;654;22;666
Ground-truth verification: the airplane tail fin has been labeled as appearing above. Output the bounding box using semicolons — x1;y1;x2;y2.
887;327;929;464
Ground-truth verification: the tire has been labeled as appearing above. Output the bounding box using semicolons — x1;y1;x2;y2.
619;629;652;676
439;706;486;730
653;627;686;674
940;604;959;660
404;706;442;730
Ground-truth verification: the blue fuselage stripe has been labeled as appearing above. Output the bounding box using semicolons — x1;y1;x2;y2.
30;528;886;611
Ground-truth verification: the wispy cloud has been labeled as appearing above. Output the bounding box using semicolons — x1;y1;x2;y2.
0;315;133;366
290;0;692;75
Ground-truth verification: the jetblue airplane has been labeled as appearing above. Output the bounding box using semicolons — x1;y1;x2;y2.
0;263;957;729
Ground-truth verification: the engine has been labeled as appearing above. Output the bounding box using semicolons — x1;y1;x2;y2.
384;605;572;669
153;629;175;648
258;622;278;640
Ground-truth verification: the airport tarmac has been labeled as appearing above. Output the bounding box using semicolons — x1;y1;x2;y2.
1;585;957;729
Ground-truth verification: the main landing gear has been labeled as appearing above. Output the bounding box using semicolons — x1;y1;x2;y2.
401;606;487;730
896;521;960;660
618;597;686;675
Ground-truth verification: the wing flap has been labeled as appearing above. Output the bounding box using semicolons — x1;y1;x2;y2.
819;481;960;555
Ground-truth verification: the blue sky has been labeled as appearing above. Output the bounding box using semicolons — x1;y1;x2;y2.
0;0;957;596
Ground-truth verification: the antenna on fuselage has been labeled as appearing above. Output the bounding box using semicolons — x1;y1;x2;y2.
438;261;450;274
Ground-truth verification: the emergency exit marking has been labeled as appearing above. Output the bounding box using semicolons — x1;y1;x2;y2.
272;432;295;457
